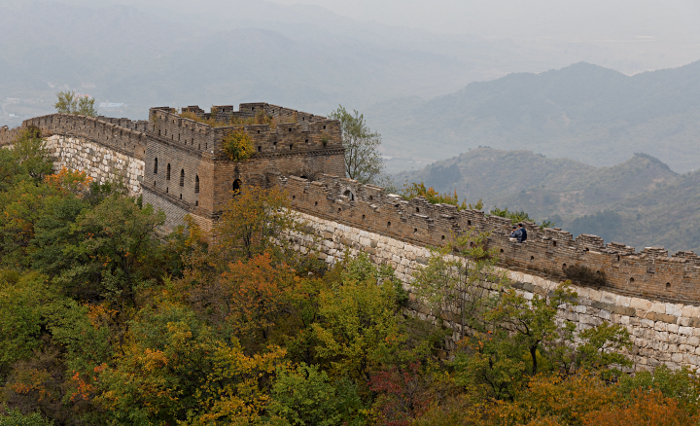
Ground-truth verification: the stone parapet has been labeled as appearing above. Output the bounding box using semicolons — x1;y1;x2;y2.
280;174;700;305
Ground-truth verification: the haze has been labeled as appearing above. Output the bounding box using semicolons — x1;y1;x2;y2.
1;0;699;172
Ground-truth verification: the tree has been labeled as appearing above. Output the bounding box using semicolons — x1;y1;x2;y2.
412;230;504;341
10;127;53;185
269;363;365;426
53;91;97;117
583;388;700;426
328;106;384;185
96;303;285;426
215;185;317;266
53;194;165;306
311;256;406;383
484;284;577;376
0;408;54;426
401;182;483;210
490;206;554;229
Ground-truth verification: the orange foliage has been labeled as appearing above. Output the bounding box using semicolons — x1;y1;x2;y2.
220;252;298;336
583;388;700;426
86;303;118;329
9;368;52;401
44;166;92;195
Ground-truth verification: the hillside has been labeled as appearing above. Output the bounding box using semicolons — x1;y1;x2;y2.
395;148;700;253
369;61;700;173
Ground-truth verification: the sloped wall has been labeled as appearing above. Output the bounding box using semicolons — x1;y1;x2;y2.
294;210;700;372
45;135;144;196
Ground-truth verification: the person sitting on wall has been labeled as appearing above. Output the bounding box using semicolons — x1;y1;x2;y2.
518;223;528;243
510;226;522;243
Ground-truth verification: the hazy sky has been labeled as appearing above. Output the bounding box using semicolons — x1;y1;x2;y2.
45;0;700;39
265;0;700;37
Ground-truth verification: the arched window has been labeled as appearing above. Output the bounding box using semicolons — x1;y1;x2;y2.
153;158;158;174
195;175;200;194
180;169;185;187
166;164;171;180
233;179;241;195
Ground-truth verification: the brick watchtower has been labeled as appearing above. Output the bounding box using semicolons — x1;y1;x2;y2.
141;103;345;231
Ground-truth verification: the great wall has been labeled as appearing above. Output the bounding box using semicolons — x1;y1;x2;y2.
3;103;700;372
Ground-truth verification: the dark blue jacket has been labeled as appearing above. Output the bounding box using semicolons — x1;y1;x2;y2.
519;227;528;242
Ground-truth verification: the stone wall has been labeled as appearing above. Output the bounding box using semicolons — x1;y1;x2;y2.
45;135;144;196
280;174;700;306
295;210;700;372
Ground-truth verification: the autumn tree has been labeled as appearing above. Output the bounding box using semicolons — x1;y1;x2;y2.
215;185;317;266
187;252;300;353
583;389;700;426
96;302;284;425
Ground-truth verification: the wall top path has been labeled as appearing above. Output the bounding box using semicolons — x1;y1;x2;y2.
280;174;700;305
0;113;148;161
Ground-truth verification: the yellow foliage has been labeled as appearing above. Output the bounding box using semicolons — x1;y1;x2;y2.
222;130;255;161
44;166;93;196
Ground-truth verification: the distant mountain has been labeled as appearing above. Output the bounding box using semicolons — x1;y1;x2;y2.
4;1;700;132
396;148;700;253
369;61;700;173
0;0;590;128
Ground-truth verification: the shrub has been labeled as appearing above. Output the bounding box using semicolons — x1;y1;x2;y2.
222;130;254;161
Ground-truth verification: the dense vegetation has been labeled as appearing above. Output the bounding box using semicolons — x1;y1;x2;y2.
2;133;700;426
398;147;700;253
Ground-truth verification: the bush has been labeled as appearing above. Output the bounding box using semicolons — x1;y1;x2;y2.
0;408;53;426
222;130;255;161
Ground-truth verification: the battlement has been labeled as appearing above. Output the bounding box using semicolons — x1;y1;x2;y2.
280;174;700;305
147;104;341;159
1;113;148;160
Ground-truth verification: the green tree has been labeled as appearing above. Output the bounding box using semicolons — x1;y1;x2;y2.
53;194;165;306
0;408;53;426
0;272;55;369
412;230;504;341
269;363;365;426
53;91;97;117
328;106;384;185
10;127;53;185
490;206;554;229
484;283;577;376
0;149;23;193
311;256;406;384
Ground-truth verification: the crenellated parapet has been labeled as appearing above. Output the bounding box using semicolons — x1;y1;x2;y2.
147;104;342;161
1;113;149;160
280;174;700;305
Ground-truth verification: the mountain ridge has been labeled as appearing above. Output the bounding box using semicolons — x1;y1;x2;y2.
396;147;700;253
371;60;700;173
